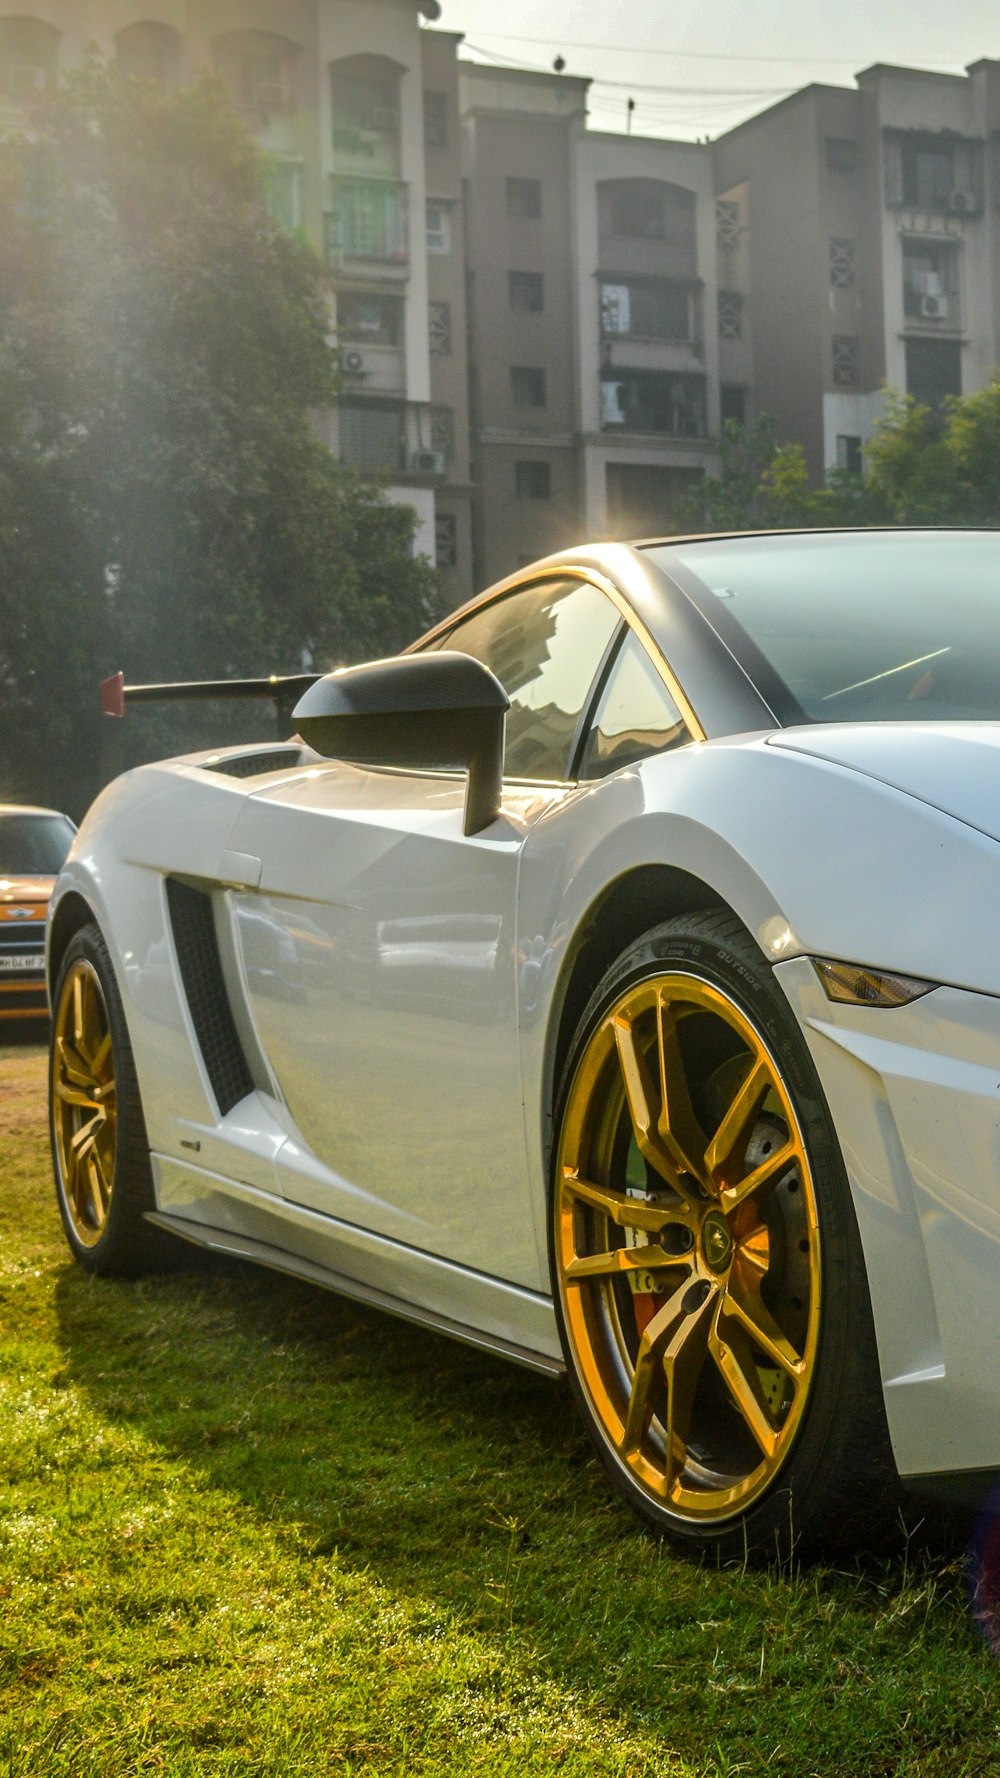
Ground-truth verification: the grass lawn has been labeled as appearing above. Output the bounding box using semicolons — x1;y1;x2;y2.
1;1033;999;1777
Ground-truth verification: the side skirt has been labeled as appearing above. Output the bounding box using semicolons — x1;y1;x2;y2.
146;1208;566;1380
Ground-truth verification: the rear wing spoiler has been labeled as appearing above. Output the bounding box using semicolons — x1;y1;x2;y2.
99;671;321;718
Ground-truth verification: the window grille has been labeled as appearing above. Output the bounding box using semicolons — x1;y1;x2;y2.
832;335;860;387
718;290;743;339
429;302;452;356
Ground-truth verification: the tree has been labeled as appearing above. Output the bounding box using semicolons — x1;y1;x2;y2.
0;63;440;815
681;379;1000;542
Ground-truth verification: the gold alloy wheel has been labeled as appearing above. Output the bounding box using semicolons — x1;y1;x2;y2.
555;973;821;1523
51;959;118;1248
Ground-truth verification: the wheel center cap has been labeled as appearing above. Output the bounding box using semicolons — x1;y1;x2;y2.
701;1211;733;1274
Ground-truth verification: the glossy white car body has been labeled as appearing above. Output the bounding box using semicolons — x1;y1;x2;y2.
48;534;1000;1500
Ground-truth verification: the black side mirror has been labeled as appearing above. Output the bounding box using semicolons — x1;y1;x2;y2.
292;651;510;836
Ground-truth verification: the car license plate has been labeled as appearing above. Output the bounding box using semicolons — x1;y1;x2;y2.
0;954;39;973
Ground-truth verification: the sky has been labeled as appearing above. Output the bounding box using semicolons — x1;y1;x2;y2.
432;0;1000;141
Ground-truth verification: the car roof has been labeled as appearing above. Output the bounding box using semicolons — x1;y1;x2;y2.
0;805;70;819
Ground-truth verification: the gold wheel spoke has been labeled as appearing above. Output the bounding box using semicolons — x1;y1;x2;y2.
621;1281;716;1478
721;1286;805;1382
612;1012;693;1197
657;1001;712;1195
71;1114;104;1172
55;1079;100;1109
720;1139;797;1212
57;1036;94;1091
704;1058;770;1191
565;1243;689;1283
708;1311;779;1458
90;1031;113;1084
561;1169;679;1234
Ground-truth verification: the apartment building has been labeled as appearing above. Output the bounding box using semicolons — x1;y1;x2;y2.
461;63;723;587
0;0;473;602
713;60;1000;478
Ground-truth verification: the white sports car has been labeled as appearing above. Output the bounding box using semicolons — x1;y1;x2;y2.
47;528;1000;1557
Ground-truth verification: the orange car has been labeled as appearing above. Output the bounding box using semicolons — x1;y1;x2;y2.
0;805;77;1021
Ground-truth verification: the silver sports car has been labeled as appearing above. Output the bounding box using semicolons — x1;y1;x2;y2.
47;528;1000;1557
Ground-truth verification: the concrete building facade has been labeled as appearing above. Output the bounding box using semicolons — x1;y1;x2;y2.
0;0;474;603
461;63;723;588
714;60;1000;479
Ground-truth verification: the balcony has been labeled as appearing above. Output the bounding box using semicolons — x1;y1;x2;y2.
600;370;707;439
336;399;451;480
326;178;409;275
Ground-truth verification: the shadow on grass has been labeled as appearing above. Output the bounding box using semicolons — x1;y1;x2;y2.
50;1241;995;1773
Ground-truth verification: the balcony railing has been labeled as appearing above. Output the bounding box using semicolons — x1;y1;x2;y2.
326;178;409;268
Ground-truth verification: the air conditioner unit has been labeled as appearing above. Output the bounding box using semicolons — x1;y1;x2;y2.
341;349;368;374
949;189;976;214
411;450;445;475
919;294;949;319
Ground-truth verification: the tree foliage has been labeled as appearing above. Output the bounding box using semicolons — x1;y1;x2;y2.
0;64;439;814
680;381;1000;541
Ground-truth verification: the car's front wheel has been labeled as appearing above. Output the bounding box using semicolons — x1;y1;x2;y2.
50;923;178;1275
551;910;896;1559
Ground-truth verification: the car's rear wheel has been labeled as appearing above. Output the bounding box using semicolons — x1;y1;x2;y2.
50;924;178;1275
552;910;896;1559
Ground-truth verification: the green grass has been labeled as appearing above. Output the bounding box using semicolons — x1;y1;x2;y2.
1;1035;998;1776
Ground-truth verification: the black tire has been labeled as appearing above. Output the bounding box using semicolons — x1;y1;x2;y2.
550;909;897;1560
49;922;180;1276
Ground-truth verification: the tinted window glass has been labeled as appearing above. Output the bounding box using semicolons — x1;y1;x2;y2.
434;579;619;781
0;813;75;876
646;531;1000;724
580;630;689;778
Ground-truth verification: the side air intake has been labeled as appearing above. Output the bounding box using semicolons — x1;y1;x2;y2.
165;879;254;1116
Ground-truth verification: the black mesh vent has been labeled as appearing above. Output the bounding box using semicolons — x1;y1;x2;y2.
0;987;47;1011
201;748;301;779
166;879;254;1116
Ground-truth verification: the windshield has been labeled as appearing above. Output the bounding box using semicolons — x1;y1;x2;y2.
647;531;1000;724
0;813;76;877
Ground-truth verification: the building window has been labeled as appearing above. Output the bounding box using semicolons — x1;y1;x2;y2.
515;460;551;499
885;134;983;214
715;198;741;251
116;21;181;92
825;137;858;173
215;32;296;116
830;238;855;289
426;201;451;253
331;65;400;147
0;16;58;100
263;159;304;233
337;293;403;345
904;337;962;413
902;238;959;323
338;401;404;472
435;511;458;567
429;302;452;356
509;270;545;313
423;90;448;148
720;384;748;427
506;177;541;219
836;435;864;474
717;291;743;340
326;180;408;264
511;366;546;408
601;371;707;437
832;335;860;387
601;280;692;342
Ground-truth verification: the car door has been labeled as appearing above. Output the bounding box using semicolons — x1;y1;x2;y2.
223;572;623;1289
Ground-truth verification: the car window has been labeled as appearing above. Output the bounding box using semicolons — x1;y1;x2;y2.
578;628;691;779
432;577;620;781
0;813;76;876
